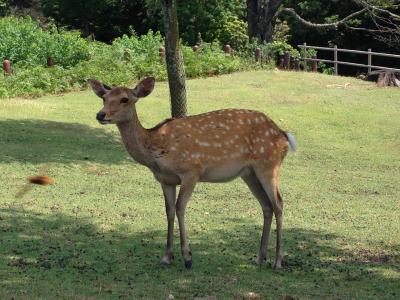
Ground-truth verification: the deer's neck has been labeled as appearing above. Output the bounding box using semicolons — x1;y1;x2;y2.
116;109;154;168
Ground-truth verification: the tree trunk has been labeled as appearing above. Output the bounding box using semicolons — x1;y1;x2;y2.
161;0;187;118
247;0;283;43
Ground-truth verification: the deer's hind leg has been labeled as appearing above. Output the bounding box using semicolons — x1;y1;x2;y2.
241;170;274;265
160;183;176;265
176;176;197;269
254;165;283;269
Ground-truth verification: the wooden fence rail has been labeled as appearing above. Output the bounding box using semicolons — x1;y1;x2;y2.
298;43;400;74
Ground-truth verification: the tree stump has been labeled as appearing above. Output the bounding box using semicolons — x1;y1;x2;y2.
377;71;400;87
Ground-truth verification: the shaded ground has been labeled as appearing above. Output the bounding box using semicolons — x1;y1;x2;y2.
0;207;399;299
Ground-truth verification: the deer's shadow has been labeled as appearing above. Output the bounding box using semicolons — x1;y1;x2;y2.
0;119;130;165
0;207;398;298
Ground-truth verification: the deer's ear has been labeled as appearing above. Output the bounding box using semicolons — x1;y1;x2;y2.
88;79;111;98
132;77;155;98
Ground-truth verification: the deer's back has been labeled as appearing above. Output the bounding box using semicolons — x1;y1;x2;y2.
148;109;289;182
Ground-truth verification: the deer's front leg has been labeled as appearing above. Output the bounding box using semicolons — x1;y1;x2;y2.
161;183;176;265
176;176;197;269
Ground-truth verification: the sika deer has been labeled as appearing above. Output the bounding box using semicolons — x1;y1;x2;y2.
89;77;297;269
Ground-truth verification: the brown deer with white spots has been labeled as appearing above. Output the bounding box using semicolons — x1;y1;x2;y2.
89;77;297;269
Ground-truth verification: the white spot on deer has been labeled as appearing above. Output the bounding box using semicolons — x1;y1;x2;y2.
265;131;270;137
170;146;177;151
247;119;252;124
240;147;248;153
191;153;201;159
239;119;244;125
270;142;274;146
260;146;264;153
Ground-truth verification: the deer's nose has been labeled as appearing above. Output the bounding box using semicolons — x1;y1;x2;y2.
96;112;106;121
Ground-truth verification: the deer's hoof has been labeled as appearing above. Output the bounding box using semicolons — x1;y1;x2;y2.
160;255;173;266
184;259;192;269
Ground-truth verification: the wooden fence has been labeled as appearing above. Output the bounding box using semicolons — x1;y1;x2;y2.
298;43;400;75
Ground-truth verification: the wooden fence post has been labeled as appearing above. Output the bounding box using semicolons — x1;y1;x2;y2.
255;47;261;63
224;44;232;57
159;46;165;59
312;55;318;72
302;42;307;71
295;58;300;71
279;57;284;69
47;57;54;67
368;48;372;74
334;45;338;75
3;59;11;76
284;50;291;70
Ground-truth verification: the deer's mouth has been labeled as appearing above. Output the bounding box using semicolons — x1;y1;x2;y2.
99;119;112;125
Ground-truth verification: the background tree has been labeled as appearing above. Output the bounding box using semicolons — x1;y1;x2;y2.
40;0;157;41
247;0;283;43
161;0;187;118
147;0;246;46
282;0;400;51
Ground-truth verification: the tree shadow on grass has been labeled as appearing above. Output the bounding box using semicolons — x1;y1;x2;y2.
0;119;131;165
0;208;399;299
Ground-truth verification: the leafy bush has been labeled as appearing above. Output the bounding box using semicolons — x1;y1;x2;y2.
215;14;248;51
0;19;256;98
183;42;243;78
0;16;90;67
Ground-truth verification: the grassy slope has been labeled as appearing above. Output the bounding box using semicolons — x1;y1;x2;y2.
0;71;399;299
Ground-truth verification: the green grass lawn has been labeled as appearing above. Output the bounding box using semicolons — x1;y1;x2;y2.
0;70;399;299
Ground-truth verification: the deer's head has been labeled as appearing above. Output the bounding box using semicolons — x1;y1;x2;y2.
88;77;155;125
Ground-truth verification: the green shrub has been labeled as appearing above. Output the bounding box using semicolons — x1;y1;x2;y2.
215;14;248;51
0;16;90;68
0;25;256;98
183;42;243;78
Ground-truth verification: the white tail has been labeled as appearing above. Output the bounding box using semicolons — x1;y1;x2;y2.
285;132;298;153
89;77;296;269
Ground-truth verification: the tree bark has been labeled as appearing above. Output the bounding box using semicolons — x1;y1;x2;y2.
247;0;283;43
161;0;187;118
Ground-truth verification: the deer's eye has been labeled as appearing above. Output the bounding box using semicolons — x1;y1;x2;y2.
120;97;129;104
